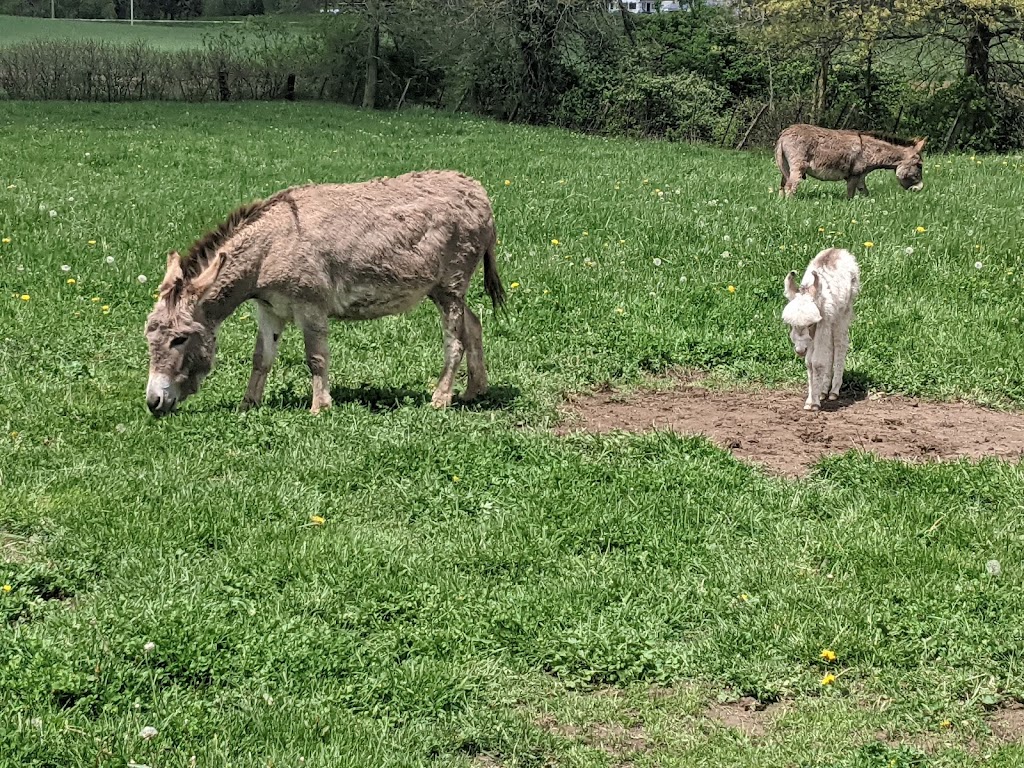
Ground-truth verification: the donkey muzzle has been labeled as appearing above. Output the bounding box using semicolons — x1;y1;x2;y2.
146;374;179;417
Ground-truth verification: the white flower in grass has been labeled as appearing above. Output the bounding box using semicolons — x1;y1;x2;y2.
679;276;687;284
143;641;155;653
105;256;115;265
905;247;914;256
49;210;57;218
137;275;148;284
975;261;983;270
723;234;731;242
61;264;71;272
30;718;42;729
139;726;158;741
721;251;731;259
652;258;662;267
986;559;1001;576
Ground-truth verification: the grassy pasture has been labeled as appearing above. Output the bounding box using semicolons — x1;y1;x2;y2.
0;13;239;49
1;101;1023;767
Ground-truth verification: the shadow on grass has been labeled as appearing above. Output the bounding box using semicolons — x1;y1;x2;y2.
270;382;522;413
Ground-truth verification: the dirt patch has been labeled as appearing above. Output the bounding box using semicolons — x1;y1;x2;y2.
536;713;651;758
0;532;34;564
557;385;1024;477
704;696;788;739
989;701;1024;744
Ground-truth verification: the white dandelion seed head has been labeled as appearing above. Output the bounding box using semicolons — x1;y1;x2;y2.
30;718;42;729
721;251;732;259
975;261;983;270
652;258;662;267
905;247;914;256
139;726;158;741
49;210;57;218
679;276;687;283
986;559;1001;576
137;275;148;284
143;641;156;653
105;256;115;265
61;264;71;272
723;235;731;242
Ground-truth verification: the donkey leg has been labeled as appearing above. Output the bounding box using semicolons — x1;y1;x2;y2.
829;315;852;400
431;294;466;409
846;177;860;199
857;178;869;196
784;168;804;198
298;314;332;415
460;304;488;402
242;302;286;410
803;361;820;411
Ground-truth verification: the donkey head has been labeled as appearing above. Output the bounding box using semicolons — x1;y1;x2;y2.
895;138;927;191
144;250;226;416
782;270;823;359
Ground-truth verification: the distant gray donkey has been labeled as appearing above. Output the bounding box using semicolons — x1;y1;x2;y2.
776;124;926;198
782;248;860;411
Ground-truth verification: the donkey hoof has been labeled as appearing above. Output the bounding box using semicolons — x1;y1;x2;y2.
804;403;820;411
431;393;452;409
828;393;839;401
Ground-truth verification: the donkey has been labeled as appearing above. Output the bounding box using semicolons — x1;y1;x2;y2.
782;248;860;411
776;124;926;198
145;171;505;417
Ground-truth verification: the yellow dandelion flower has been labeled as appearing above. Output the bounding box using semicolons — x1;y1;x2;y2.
727;285;736;293
309;515;325;526
1;237;10;244
582;231;589;236
614;307;625;315
510;282;521;290
819;649;837;662
863;241;874;248
67;278;76;285
91;297;101;302
739;593;749;602
19;294;30;301
551;239;560;246
543;289;550;295
821;673;836;686
642;179;649;184
5;184;14;190
818;227;825;233
88;240;96;245
9;431;18;439
915;226;927;233
452;475;460;483
1;584;11;593
101;305;110;313
940;720;952;729
619;239;625;245
504;180;511;186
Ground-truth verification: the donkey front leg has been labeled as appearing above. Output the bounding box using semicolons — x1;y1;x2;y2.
242;303;287;410
431;294;466;409
298;314;333;415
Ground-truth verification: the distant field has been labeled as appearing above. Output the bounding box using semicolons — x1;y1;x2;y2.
0;14;238;49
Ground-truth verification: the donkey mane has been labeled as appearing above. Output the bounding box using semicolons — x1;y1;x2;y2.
182;189;297;281
859;131;919;148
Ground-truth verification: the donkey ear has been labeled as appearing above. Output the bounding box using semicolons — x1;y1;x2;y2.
913;137;927;153
806;270;821;298
159;250;184;302
784;270;800;300
188;251;227;300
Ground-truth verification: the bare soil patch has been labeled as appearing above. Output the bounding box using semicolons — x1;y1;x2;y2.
704;696;788;739
989;701;1024;744
536;712;651;758
557;385;1024;477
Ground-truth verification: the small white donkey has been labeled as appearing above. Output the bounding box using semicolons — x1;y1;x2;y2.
782;248;860;410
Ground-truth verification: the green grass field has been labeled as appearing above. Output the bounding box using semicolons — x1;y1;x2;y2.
0;13;242;49
1;102;1023;767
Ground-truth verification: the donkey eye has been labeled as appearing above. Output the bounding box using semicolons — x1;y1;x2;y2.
169;336;188;348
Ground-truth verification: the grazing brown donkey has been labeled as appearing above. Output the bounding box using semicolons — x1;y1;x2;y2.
776;124;926;198
145;171;505;416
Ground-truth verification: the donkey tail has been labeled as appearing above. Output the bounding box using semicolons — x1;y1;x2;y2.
483;238;506;310
775;137;790;189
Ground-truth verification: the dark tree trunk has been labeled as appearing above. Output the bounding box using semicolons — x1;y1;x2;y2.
362;0;380;109
811;50;831;124
965;20;993;87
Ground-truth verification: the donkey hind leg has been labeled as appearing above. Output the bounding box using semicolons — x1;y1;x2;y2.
298;313;333;415
460;305;488;402
829;313;853;400
857;177;869;196
242;302;287;410
431;294;466;409
784;166;805;198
